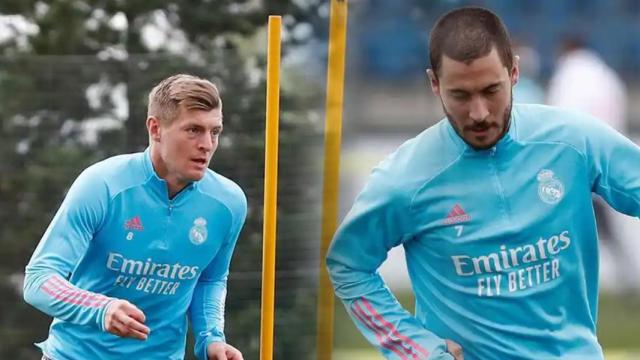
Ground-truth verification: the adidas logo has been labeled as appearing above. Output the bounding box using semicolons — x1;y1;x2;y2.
124;216;144;231
443;204;471;225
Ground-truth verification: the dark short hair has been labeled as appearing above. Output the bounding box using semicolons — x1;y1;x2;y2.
429;7;513;76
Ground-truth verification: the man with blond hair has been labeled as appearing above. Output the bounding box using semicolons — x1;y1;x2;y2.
24;74;247;360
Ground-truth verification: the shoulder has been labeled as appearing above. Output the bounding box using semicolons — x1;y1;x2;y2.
80;152;148;197
198;170;247;216
364;121;463;205
374;121;464;190
513;103;617;153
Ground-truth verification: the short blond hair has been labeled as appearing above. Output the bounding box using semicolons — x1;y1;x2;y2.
147;74;221;124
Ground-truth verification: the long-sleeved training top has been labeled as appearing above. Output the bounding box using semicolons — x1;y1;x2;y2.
24;148;247;360
327;104;640;360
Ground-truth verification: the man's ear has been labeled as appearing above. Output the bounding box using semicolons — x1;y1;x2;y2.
511;55;520;86
426;69;441;97
147;116;161;142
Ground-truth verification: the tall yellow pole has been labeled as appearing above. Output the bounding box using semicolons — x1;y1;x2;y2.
316;1;348;359
260;15;281;360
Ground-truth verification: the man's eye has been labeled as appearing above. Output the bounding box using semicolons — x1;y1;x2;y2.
485;87;499;95
187;128;200;134
451;93;469;100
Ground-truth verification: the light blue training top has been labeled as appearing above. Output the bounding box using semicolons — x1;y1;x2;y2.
24;148;247;360
327;104;640;360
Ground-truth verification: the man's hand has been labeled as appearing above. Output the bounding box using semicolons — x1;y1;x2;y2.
446;339;464;360
104;299;150;340
207;342;243;360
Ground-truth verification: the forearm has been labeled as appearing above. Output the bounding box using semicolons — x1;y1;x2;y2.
190;279;227;360
23;270;114;330
328;260;453;360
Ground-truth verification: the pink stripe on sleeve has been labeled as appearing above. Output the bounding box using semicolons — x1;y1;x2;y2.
360;297;430;358
352;301;410;359
51;276;110;307
40;275;111;308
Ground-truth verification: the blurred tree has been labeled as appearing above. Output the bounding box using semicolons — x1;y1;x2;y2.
0;1;327;359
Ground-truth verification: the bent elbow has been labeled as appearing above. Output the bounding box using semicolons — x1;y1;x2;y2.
22;270;51;308
22;272;38;306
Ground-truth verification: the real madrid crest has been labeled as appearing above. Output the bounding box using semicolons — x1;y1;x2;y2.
189;217;208;245
537;169;564;205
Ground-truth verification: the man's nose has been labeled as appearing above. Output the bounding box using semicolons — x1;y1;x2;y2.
469;97;489;122
199;133;214;152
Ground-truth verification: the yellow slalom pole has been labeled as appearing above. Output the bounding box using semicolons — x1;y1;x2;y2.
316;1;348;360
260;15;281;360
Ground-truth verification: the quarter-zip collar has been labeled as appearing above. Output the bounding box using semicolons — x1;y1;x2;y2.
142;147;198;202
445;107;518;157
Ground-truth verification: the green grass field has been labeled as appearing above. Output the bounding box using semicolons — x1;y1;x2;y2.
332;291;640;357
